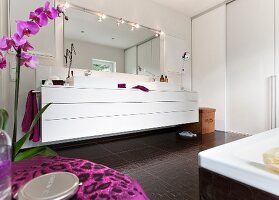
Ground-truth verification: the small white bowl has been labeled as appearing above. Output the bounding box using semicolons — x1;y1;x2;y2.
17;172;79;200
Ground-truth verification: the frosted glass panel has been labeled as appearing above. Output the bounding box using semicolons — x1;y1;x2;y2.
226;0;274;134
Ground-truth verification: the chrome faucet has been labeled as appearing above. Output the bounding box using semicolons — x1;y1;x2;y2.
84;70;92;76
138;66;156;82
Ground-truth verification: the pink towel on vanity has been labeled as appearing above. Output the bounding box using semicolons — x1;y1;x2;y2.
22;90;40;142
132;85;149;92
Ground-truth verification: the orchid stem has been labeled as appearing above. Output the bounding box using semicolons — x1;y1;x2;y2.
12;48;21;161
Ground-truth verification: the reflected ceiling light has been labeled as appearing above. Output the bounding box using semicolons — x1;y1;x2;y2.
155;33;159;37
131;26;135;31
98;17;102;22
135;24;140;29
101;14;107;19
117;19;122;26
117;18;125;26
160;31;165;35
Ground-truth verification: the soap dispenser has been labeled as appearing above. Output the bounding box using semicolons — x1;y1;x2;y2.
160;75;165;82
165;76;168;83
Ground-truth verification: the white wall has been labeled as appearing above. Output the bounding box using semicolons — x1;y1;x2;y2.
192;5;226;131
125;46;137;74
0;0;192;145
65;38;125;72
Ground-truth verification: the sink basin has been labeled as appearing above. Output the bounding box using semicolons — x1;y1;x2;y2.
140;82;181;91
68;76;182;91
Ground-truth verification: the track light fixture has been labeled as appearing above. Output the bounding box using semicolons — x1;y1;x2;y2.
66;3;164;36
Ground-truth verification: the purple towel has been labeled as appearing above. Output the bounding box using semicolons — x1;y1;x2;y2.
132;85;149;92
22;90;40;142
118;83;126;88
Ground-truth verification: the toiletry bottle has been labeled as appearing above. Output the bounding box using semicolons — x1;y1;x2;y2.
160;75;165;82
165;76;168;83
0;130;11;200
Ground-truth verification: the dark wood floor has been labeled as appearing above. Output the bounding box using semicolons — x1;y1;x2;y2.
56;128;247;200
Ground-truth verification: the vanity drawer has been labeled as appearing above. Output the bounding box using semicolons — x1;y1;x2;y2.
42;102;198;120
42;87;198;104
42;111;198;143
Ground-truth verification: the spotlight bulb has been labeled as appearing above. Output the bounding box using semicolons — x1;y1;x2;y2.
101;14;107;19
131;26;135;31
121;19;125;24
98;17;102;22
64;2;70;8
135;24;140;29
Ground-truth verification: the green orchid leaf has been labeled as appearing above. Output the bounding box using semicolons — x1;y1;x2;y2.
0;109;9;131
14;103;52;157
14;146;57;162
14;133;30;157
36;147;58;157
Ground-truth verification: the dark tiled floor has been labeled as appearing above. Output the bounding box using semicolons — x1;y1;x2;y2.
56;129;248;200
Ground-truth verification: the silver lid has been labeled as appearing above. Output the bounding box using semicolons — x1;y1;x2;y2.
17;172;79;200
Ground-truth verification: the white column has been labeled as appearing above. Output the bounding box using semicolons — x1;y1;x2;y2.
192;5;227;131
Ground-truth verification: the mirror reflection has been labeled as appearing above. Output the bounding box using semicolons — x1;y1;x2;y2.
64;6;162;76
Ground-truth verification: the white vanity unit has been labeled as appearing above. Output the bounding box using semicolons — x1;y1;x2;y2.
41;83;198;143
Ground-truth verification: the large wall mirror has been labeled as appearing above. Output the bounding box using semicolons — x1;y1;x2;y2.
64;4;163;77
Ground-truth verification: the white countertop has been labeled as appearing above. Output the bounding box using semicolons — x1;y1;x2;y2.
199;128;279;196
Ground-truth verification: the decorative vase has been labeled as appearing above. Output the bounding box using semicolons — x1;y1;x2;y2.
0;130;12;200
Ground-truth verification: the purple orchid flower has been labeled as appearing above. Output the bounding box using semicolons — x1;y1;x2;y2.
21;52;39;69
12;33;27;47
0;36;14;51
0;51;7;69
0;34;33;52
44;1;58;19
0;0;61;71
12;33;34;51
29;11;48;27
16;20;40;38
20;40;34;52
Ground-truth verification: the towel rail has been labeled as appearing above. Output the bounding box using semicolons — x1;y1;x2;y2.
32;90;41;94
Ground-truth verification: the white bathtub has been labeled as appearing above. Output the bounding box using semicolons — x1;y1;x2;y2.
199;128;279;196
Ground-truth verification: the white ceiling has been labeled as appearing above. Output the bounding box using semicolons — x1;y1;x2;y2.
65;8;155;49
150;0;225;17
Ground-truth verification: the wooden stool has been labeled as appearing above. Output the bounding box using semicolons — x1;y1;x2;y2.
182;107;216;134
